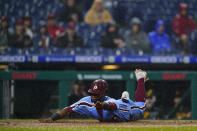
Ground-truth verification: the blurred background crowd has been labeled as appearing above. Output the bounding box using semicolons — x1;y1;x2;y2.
1;0;197;56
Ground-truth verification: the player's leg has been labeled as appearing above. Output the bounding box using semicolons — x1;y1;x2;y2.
121;69;148;101
129;69;147;121
134;69;147;102
129;70;147;120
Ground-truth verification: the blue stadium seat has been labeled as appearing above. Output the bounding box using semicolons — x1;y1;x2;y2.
25;47;40;54
50;47;69;55
189;30;197;54
4;48;23;55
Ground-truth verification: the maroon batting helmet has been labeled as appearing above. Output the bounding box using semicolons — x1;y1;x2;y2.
88;79;108;95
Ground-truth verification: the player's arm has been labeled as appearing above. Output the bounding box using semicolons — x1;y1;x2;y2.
40;106;73;122
95;101;117;111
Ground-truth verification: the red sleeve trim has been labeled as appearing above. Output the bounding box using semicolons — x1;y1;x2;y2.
67;106;74;114
109;102;117;111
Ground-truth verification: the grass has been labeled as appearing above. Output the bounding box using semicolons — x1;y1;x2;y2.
0;126;197;131
0;119;197;131
0;119;37;122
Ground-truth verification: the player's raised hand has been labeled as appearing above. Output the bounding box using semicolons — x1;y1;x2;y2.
39;118;53;123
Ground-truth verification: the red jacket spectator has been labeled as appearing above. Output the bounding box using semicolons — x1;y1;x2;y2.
47;14;64;41
173;3;196;36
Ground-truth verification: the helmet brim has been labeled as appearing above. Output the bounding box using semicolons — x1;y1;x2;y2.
88;89;103;95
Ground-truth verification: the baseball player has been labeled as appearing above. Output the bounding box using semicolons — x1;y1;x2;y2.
95;69;147;122
41;79;116;122
41;69;147;122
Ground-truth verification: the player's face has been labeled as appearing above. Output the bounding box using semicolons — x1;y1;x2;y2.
91;94;104;103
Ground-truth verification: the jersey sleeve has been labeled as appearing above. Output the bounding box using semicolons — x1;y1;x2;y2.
70;97;89;107
68;96;95;117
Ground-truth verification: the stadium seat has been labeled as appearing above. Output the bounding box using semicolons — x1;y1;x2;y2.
4;48;23;55
50;47;69;55
189;30;197;54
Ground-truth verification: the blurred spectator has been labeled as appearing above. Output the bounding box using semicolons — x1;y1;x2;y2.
57;21;84;48
173;90;191;119
148;20;171;53
0;16;12;48
173;3;196;36
23;16;34;39
85;0;112;25
100;22;125;48
68;81;87;105
59;0;82;23
125;17;150;53
9;20;32;48
144;89;160;119
47;14;64;42
176;35;190;55
33;22;53;49
173;3;196;54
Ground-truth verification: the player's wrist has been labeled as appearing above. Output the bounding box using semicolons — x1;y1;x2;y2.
102;102;109;110
103;102;117;111
95;101;103;109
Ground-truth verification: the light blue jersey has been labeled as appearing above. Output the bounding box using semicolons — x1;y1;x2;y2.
70;96;115;121
105;98;146;121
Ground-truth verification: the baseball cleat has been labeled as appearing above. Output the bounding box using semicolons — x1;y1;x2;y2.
134;69;149;82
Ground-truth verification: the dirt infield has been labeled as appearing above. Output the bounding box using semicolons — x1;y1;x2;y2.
0;120;197;127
